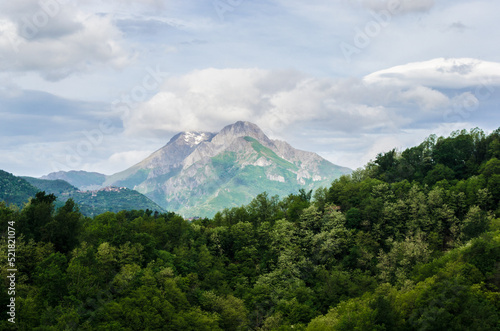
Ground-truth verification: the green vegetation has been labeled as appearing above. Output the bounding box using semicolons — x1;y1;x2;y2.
178;146;340;218
0;170;39;207
22;177;79;195
1;127;500;330
244;136;298;170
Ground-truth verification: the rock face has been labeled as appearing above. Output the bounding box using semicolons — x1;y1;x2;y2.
105;121;351;217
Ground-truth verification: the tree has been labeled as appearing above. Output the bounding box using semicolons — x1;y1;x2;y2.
247;192;281;225
200;291;248;330
42;199;83;253
19;191;57;241
424;164;455;186
34;252;68;307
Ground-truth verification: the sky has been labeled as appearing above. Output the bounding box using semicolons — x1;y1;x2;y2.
1;0;500;177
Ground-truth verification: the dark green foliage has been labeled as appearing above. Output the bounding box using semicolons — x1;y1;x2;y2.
370;128;500;185
34;252;68;306
345;207;362;229
0;170;39;207
44;199;82;253
1;127;500;330
19;191;57;242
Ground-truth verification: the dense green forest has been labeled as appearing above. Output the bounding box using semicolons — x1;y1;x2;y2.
1;127;500;330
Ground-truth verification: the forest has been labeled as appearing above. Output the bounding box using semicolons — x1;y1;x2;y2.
1;127;500;330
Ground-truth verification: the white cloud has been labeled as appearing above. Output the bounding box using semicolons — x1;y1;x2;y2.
0;0;131;80
123;68;270;134
364;58;500;88
120;58;499;165
397;86;449;111
447;21;468;33
1;0;499;178
121;64;462;140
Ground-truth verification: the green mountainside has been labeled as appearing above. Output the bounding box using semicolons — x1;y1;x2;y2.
0;170;39;207
180;143;342;217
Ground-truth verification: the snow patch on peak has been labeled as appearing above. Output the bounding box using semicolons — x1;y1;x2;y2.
182;132;211;147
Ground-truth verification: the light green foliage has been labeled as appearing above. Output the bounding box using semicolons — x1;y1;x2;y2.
200;291;248;330
377;233;430;285
307;285;400;331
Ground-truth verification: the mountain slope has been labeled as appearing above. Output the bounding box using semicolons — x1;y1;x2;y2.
41;170;106;191
0;170;39;207
106;121;351;217
22;176;79;195
103;131;215;189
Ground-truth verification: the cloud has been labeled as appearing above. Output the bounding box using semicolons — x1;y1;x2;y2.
0;0;131;80
123;68;271;134
120;63;461;140
364;58;500;88
85;150;154;175
0;90;114;142
447;21;469;33
123;68;403;138
361;0;435;15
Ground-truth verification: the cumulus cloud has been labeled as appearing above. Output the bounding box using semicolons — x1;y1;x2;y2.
119;64;452;140
123;68;273;135
0;0;131;80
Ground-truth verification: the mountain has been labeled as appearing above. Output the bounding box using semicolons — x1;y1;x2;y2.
0;170;39;207
104;121;351;217
22;176;79;195
1;173;165;217
41;170;106;191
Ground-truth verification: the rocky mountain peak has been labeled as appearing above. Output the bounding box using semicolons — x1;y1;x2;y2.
213;121;274;148
221;121;261;135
